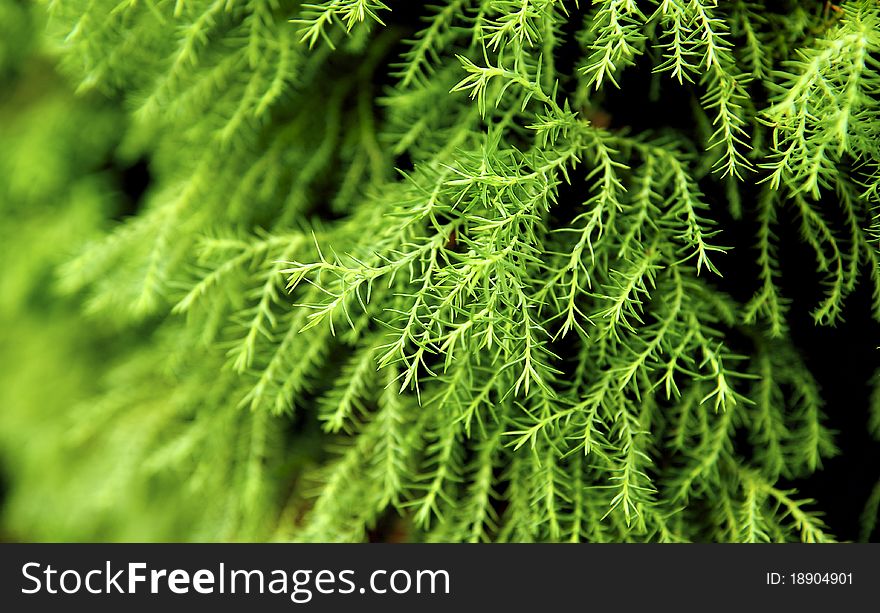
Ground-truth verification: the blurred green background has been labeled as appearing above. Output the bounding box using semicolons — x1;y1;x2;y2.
0;0;316;543
1;0;127;539
0;0;189;540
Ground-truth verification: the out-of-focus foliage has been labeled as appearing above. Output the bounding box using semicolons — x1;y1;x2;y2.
0;1;314;541
0;0;32;79
0;0;878;542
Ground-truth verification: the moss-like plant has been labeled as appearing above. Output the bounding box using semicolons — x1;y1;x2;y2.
1;0;879;542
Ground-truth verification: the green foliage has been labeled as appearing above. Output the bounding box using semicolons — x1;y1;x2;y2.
2;0;879;542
